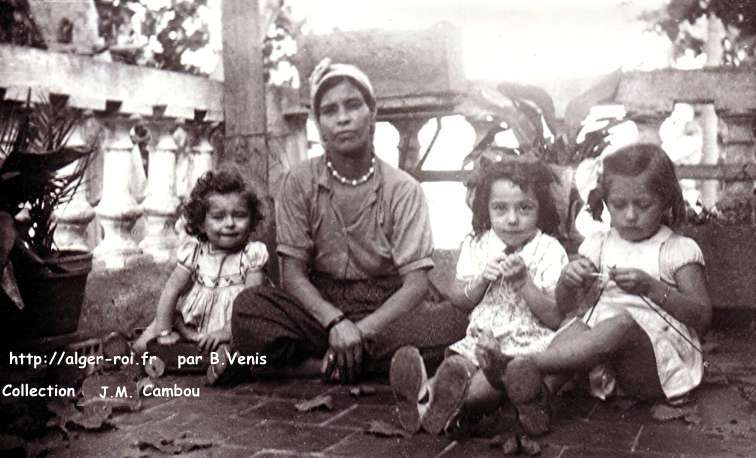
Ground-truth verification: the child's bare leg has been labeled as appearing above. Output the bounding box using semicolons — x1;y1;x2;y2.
531;314;654;376
133;320;159;354
463;369;505;418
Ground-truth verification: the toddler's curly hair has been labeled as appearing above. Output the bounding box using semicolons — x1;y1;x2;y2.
181;168;264;242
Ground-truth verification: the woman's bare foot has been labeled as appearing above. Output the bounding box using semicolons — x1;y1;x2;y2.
474;331;512;390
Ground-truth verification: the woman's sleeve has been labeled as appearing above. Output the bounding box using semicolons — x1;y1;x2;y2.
660;234;705;283
455;234;481;281
241;241;269;273
275;171;313;262
176;238;200;272
390;181;435;275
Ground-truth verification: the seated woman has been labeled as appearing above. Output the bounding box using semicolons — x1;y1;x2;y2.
229;59;467;383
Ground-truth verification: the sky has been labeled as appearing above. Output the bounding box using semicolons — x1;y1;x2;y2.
287;0;673;84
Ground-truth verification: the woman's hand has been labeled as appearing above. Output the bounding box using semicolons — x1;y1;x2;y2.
611;267;655;295
197;328;231;353
327;319;364;383
561;257;597;289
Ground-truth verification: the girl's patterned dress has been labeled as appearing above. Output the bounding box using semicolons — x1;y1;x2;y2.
449;229;568;365
176;238;268;335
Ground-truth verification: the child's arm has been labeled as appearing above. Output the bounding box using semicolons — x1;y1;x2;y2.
245;270;265;288
612;264;711;334
153;265;193;336
519;275;562;330
448;253;507;312
555;257;598;317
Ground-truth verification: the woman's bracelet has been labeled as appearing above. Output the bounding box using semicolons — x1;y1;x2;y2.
325;313;347;333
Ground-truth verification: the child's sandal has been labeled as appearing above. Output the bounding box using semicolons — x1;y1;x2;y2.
421;355;473;435
390;346;428;433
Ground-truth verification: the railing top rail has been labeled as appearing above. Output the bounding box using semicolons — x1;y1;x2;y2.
0;45;223;121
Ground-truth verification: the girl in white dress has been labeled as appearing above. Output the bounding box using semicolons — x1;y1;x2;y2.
390;159;568;435
133;169;268;362
478;143;712;437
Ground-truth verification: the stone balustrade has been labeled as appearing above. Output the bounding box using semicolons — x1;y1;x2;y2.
1;44;222;269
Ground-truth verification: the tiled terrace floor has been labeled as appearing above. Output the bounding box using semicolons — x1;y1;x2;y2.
3;324;756;457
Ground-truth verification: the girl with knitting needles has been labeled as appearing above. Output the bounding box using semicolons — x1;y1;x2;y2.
476;143;712;437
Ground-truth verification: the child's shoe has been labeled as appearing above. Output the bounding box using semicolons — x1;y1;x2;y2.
503;357;552;436
421;355;473;435
390;346;428;433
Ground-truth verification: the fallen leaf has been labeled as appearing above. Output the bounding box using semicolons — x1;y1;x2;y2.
79;373;142;411
294;394;334;412
349;385;377;397
73;403;112;430
650;403;696;422
519;435;542;456
134;431;213;454
365;420;412;438
490;433;519;454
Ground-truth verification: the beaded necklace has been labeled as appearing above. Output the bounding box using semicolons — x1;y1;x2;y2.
326;155;376;186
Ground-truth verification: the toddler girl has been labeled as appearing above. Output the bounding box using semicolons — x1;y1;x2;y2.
133;169;268;363
390;159;568;435
478;143;712;436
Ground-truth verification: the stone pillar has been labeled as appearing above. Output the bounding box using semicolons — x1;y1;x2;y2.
190;123;216;189
390;118;428;172
53;112;96;253
94;115;143;268
139;119;181;262
222;0;269;193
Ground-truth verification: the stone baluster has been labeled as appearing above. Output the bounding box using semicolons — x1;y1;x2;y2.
190;123;216;189
93;115;143;268
139;118;181;262
389;118;428;172
53;111;97;253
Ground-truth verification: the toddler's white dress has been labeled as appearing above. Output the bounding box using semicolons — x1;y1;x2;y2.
176;238;268;335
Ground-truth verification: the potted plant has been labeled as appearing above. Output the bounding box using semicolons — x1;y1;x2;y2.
680;190;756;311
0;95;96;341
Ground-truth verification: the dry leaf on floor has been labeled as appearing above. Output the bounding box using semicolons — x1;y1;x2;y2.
134;431;213;454
365;420;412;438
349;385;377;397
650;403;696;422
519;435;542;456
79;373;142;411
47;399;113;431
490;433;519;454
74;403;113;430
294;394;334;412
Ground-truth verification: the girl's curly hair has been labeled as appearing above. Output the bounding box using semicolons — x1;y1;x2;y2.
181;168;264;241
471;159;561;238
591;143;686;228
